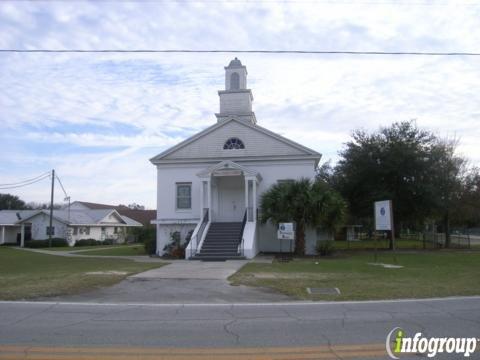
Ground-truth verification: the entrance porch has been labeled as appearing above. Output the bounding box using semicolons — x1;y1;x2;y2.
186;161;261;260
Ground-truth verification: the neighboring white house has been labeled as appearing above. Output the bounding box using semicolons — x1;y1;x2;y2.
0;209;142;247
150;58;324;259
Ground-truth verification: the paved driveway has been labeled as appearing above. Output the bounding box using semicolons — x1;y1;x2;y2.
130;260;249;280
51;259;292;304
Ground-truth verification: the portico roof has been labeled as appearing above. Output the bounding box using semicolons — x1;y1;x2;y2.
196;160;262;181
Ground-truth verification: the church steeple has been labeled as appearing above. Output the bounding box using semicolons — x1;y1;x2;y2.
215;58;256;125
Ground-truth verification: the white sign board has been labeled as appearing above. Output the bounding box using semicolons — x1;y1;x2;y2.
278;223;295;240
374;200;392;231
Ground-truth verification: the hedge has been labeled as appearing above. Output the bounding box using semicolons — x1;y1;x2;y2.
25;238;68;248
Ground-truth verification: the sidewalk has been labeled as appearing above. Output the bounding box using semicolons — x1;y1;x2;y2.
130;260;249;280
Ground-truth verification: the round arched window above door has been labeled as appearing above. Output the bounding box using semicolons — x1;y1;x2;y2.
223;137;245;150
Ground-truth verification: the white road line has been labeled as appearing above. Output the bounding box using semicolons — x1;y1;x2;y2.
0;295;479;307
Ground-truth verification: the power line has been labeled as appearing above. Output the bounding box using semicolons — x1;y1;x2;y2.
7;0;480;5
0;171;51;187
55;174;68;198
0;173;51;190
1;49;480;56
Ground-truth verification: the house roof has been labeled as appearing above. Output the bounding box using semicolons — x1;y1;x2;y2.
0;209;142;227
114;209;156;227
150;117;322;165
0;210;38;225
72;201;155;226
73;201;128;210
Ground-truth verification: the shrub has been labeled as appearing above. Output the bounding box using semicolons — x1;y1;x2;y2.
162;231;186;259
130;226;155;244
316;240;335;256
25;238;68;248
74;239;100;247
101;239;114;245
144;236;156;255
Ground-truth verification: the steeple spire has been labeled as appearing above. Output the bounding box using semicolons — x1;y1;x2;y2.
215;58;256;125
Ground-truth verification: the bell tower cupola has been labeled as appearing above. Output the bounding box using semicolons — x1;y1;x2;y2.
215;58;256;124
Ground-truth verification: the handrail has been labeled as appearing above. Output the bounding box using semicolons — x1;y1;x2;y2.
190;208;209;259
239;209;247;257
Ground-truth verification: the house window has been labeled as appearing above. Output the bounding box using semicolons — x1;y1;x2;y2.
114;227;118;234
223;137;245;150
46;226;55;236
79;227;90;235
176;183;192;210
230;72;240;90
73;227;78;235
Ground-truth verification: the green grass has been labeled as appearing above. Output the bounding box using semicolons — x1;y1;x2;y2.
0;247;165;300
77;244;147;256
229;251;480;301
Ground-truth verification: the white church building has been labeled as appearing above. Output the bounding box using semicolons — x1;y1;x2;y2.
150;58;322;260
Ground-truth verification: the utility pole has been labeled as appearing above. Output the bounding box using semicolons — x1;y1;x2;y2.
49;169;55;247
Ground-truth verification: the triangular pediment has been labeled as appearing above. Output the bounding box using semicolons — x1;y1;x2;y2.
98;210;127;225
150;118;321;164
197;160;262;181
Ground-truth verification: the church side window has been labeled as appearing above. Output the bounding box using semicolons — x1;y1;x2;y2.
223;137;245;150
176;183;192;210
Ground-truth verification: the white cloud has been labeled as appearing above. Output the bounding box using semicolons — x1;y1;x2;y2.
1;1;479;208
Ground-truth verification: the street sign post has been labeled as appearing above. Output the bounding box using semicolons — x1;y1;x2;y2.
374;200;396;263
278;223;295;260
375;200;392;231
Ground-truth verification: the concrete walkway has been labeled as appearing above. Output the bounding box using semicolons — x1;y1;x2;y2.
130;260;249;280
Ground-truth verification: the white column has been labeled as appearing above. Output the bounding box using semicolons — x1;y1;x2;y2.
252;180;257;222
1;226;5;245
207;177;212;221
199;179;204;218
245;177;249;221
20;224;25;248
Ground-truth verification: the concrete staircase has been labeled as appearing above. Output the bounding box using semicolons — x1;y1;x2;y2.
192;222;245;261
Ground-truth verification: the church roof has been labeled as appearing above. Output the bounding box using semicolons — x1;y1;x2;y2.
150;117;321;165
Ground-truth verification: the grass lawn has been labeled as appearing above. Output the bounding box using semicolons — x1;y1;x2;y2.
77;244;147;256
0;247;165;300
229;251;480;301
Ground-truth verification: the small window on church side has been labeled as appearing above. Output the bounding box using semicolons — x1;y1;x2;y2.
230;72;240;90
176;183;192;210
223;137;245;150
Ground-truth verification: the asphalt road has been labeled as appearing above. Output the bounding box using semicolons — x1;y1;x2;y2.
0;297;479;359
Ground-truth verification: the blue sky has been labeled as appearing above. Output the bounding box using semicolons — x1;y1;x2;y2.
1;1;479;209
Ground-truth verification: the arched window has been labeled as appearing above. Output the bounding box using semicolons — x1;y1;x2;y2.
230;72;240;90
223;137;245;150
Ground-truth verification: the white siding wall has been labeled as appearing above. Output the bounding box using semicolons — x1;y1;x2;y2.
155;159;320;255
30;214;68;240
70;226;126;243
219;91;252;114
242;160;319;255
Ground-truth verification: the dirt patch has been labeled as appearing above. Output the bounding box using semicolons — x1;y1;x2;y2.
252;272;335;280
84;271;128;276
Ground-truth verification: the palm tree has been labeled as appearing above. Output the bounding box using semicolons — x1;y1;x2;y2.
260;178;346;255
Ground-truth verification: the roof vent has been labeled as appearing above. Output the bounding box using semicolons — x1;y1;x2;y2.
16;212;21;220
